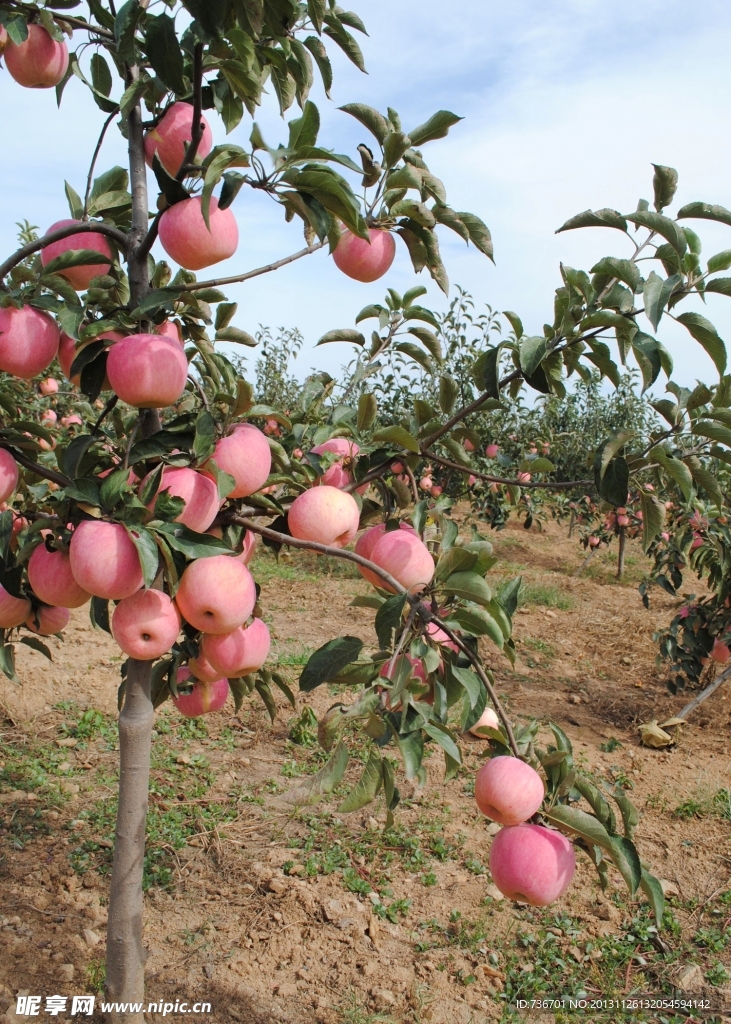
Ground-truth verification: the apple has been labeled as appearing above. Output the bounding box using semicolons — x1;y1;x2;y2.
288;486;360;548
588;536;600;548
155;320;184;345
208;423;272;498
25;604;70;635
426;621;460;653
368;529;435;593
140;466;219;533
489;824;575;906
28;543;90;608
467;475;477;486
691;533;703;550
57;332;77;382
0;583;31;628
485;444;499;459
711;637;730;664
173;667;229;718
419;476;433;491
111;588;181;660
0;449;19;504
311;437;359;489
40;378;59;396
202;617;271;677
106;333;188;408
237;529;257;565
158;196;238;271
377;653;431;708
468;707;500;737
61;414;82;427
4;24;69;88
175;555;256;633
0;26;7;54
69;520;144;600
40;219;113;291
517;472;531;484
0;305;59;378
430;485;443;497
332;228;396;282
617;514;630;527
355;522;417;588
41;409;57;424
144;101;213;175
188;651;222;683
475;755;544;825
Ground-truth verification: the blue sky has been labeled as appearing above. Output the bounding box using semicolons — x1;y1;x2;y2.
1;0;731;392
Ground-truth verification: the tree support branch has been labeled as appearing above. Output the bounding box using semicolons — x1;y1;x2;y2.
0;445;70;488
0;222;128;283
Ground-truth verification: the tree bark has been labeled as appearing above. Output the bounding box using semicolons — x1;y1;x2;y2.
617;526;626;580
105;67;154;1024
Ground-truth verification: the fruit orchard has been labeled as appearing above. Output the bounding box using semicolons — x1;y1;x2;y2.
0;3;730;1022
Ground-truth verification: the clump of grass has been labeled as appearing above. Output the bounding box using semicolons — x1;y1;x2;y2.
520;583;573;610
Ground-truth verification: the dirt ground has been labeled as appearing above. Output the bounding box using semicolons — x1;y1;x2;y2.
1;515;730;1024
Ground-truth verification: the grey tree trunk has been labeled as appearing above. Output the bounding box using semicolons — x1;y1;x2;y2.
617;526;627;580
104;69;155;1023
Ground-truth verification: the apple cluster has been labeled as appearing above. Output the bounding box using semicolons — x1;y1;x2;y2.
475;756;576;907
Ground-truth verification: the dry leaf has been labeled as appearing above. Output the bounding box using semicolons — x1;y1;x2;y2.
659;717;686;728
638;720;674;748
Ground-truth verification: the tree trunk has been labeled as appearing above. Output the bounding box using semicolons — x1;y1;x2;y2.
105;68;155;1023
568;509;576;538
617;526;626;579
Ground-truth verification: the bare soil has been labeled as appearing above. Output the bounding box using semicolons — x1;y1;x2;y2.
1;516;730;1024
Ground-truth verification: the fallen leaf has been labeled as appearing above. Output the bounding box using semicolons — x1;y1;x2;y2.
638;720;674;748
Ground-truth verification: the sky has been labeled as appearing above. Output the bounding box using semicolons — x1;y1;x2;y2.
1;0;731;394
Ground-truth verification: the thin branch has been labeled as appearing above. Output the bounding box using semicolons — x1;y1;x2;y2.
405;463;419;504
187;375;211;414
179;44;204;175
174;242;326;292
83;109;120;220
91;394;119;435
6;3;116;40
0;445;70;488
676;664;731;721
423;450;594;490
0;223;128;283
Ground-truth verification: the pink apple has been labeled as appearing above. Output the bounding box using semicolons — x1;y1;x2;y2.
588;536;600;548
208;423;272;498
463;439;475;452
517;472;531;484
173;667;229;717
311;437;360;489
69;520;144;600
28;543;90;608
111;589;181;660
175;555;256;633
40;378;59;395
202;617;271;677
0;26;7;54
332;228;396;282
0;584;31;628
237;529;257;565
378;654;431;708
711;637;730;664
430;485;443;497
25;604;69;635
617;514;630;527
355;522;417;588
61;414;82;427
144;101;213;175
0;305;59;378
4;24;69;88
489;824;575;906
41;409;57;424
468;707;500;737
485;444;499;459
155;320;184;345
158;196;238;271
40;219;113;291
426;621;459;653
691;533;704;550
58;332;78;383
468;475;477;486
288;486;360;548
106;333;188;408
661;531;670;542
188;651;222;683
368;529;434;593
140;466;219;533
293;448;304;459
419;476;433;491
475;755;544;825
263;418;280;436
0;449;18;504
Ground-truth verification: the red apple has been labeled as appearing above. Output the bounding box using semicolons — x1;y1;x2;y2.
489;824;575;906
332;228;396;282
208;423;272;498
111;588;181;660
288;486;360;548
711;637;730;664
140;466;219;533
158;196;238;271
237;529;257;565
311;437;360;489
468;707;500;737
175;555;256;634
4;24;69;88
475;755;544;825
155;320;184;345
40;219;113;291
367;529;434;593
0;583;31;628
173;667;229;718
517;472;531;484
485;444;499;459
144;101;213;175
69;520;144;600
40;378;59;395
188;651;222;683
0;305;59;378
25;604;69;635
27;543;90;608
0;449;19;504
106;333;188;408
355;522;416;588
202;617;271;677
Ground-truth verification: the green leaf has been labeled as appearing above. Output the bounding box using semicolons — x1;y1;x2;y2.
450;664;483;710
153;522;231;559
391;729;424;780
19;636;53;661
125;526;159;589
652;164;678;212
675;312;727;375
317;328;365;347
556;208;628;233
407;326;442;363
337;747;383;812
90;596;111;634
288;99;320;150
115;0;141;60
438;375;459;414
371;426;420;453
357;392;377;432
545;804;611;848
449;603;504;647
303;36;332;97
323;21;366;72
502;311;523;339
677;201;731;228
0;643;17;682
283;741;349;805
375;594;407;649
64;181;83;220
685;455;724;507
254;680;277;723
407;110;463;147
193;411;216;461
626;211;687;257
442;572;492;606
145;14;186;95
456;211;493;260
519;336;548;378
632;333;663;392
705;277;731;297
649;447;693;500
611;786;640;840
307;0;326;33
707;251;731;274
299;636;363;692
693;420;731;447
643;271;681;331
598;457;629;507
284;164;366;238
90;52;112;98
435;547;477;580
639;491;665;552
639;869;665;929
607;835;642;896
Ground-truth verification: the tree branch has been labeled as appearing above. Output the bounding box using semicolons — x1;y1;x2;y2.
423;450;594;490
174;242;326;292
0;222;128;283
0;445;70;488
84;108;120;220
